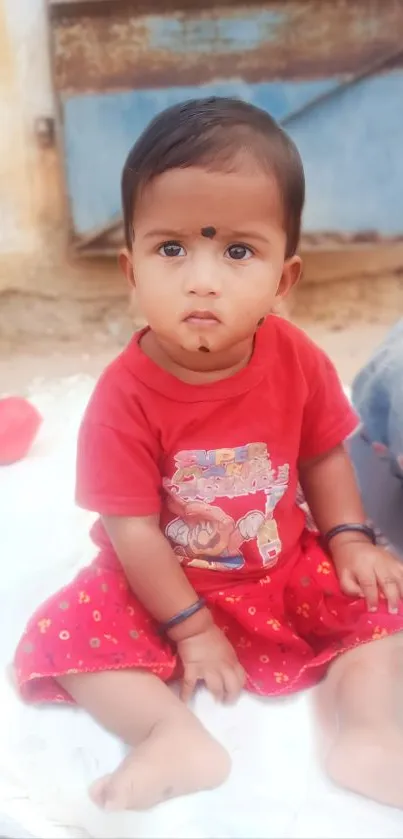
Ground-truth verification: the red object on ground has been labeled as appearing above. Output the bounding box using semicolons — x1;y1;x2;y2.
0;396;42;465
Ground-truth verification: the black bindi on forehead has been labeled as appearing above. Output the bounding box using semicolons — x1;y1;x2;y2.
201;226;217;239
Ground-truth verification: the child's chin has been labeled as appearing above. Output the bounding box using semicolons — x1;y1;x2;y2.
181;335;216;354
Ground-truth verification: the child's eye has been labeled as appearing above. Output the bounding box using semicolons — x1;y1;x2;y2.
225;244;253;261
158;242;186;257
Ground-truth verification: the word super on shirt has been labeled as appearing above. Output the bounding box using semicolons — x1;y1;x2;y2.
76;317;358;578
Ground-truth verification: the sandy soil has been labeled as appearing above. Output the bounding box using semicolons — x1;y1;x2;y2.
0;318;392;396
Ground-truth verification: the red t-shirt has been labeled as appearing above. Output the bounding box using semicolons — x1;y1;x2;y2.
76;317;358;578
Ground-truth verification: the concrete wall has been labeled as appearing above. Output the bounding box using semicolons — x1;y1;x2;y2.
0;0;120;307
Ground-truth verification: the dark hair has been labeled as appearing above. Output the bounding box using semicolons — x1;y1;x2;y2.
122;96;305;258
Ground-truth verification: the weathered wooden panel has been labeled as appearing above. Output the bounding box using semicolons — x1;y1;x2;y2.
51;0;403;94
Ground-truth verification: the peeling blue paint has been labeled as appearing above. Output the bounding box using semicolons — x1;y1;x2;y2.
63;77;339;234
291;71;403;234
148;10;286;54
63;71;403;238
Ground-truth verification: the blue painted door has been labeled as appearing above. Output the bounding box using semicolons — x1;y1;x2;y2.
49;0;403;251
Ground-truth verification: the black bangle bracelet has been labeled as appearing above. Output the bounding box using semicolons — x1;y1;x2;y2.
158;598;207;635
323;523;377;550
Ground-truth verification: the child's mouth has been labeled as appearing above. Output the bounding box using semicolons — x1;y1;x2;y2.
184;311;221;327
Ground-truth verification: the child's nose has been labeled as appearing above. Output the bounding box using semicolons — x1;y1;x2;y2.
185;259;222;297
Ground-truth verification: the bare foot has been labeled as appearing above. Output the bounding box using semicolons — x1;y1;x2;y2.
326;725;403;809
90;717;231;811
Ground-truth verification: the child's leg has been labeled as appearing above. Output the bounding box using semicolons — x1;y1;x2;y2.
315;632;403;807
59;669;230;811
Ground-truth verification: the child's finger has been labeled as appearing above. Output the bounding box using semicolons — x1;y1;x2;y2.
378;576;400;614
205;670;225;703
235;663;247;689
222;665;244;703
358;574;379;612
339;569;363;598
180;667;198;703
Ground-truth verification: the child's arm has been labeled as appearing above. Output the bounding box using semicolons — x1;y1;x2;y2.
104;514;211;634
299;444;366;538
75;378;245;702
299;444;403;613
103;514;245;701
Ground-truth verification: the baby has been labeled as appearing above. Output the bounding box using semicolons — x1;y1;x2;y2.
15;97;403;812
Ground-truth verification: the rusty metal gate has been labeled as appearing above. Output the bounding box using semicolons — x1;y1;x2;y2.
48;0;403;256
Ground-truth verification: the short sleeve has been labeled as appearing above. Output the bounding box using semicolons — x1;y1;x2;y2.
76;411;162;518
299;345;358;462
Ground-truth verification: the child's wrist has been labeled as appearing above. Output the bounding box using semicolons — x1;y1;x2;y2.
167;606;213;643
323;523;376;558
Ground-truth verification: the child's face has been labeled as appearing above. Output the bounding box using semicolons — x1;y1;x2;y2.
120;161;301;357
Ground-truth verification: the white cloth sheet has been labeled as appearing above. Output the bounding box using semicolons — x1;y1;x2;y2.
0;376;401;838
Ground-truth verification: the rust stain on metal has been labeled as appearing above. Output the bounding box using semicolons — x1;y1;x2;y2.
51;1;403;94
49;0;250;15
49;0;113;7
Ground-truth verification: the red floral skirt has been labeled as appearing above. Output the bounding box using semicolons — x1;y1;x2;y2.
15;533;403;703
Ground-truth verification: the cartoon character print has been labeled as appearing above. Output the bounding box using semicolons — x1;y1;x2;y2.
166;442;276;504
164;443;289;571
165;485;286;571
166;497;250;570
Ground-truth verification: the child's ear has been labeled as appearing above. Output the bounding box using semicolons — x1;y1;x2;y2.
119;249;136;289
276;255;302;300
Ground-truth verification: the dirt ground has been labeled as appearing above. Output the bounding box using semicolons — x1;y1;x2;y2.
0;315;393;395
1;263;403;394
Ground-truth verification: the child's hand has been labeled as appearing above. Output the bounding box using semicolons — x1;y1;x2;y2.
332;542;403;614
177;624;246;703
